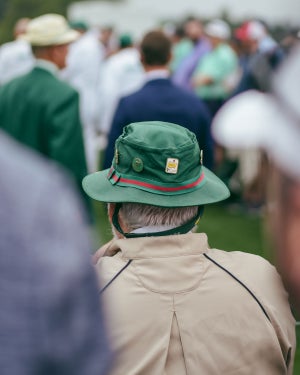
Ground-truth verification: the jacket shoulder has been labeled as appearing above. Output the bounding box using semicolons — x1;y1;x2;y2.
207;249;278;281
0;68;77;97
43;70;77;94
0;72;28;92
206;249;290;311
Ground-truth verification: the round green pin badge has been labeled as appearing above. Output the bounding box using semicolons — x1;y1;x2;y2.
132;157;143;172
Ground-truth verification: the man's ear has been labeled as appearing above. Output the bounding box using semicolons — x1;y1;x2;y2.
108;203;127;238
140;52;145;66
47;45;56;61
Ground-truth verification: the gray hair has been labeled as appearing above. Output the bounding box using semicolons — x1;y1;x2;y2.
119;203;199;232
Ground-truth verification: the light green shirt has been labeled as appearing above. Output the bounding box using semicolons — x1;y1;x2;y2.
193;43;238;99
170;38;193;73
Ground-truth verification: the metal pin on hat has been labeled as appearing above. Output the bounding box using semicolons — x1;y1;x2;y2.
114;148;119;164
200;150;203;165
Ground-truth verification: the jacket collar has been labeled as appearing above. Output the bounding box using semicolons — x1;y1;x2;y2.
103;232;209;259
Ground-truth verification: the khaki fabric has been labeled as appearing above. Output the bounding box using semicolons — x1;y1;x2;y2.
96;233;295;375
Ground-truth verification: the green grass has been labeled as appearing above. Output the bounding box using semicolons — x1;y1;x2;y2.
197;204;264;254
93;201;299;373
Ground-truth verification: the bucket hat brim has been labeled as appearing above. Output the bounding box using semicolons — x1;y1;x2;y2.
83;166;230;207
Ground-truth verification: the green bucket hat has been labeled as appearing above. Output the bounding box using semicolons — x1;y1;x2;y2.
83;121;229;207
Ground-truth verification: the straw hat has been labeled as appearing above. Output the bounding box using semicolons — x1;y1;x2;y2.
21;14;79;46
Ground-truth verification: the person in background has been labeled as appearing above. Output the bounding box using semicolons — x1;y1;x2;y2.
0;14;87;198
172;17;211;91
100;25;118;58
84;121;295;375
104;30;213;170
192;19;238;118
99;33;144;139
190;20;238;184
253;19;279;53
61;20;105;172
169;23;193;74
233;20;285;94
280;26;300;55
0;18;34;85
213;45;300;314
0;130;112;375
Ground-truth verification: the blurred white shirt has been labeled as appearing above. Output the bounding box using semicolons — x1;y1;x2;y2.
61;29;105;172
0;39;34;85
99;47;144;135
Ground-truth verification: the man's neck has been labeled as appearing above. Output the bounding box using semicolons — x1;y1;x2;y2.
143;64;168;72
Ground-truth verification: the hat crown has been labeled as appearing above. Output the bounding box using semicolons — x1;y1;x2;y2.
113;122;201;184
22;13;79;46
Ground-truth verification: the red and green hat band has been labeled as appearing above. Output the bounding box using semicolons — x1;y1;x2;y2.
107;167;206;196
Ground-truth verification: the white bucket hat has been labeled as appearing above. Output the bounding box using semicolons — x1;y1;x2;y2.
21;14;79;46
204;19;231;40
212;46;300;180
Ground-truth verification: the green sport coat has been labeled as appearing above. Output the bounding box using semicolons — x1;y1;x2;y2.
0;66;87;191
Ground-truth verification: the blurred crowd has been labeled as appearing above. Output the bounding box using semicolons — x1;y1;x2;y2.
0;15;299;215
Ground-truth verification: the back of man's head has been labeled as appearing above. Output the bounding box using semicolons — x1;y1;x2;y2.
140;30;171;66
119;33;133;49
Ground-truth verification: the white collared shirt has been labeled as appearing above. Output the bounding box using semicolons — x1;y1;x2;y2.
35;59;59;76
144;69;170;82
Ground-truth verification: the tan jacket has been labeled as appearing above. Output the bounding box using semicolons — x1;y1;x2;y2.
96;233;295;375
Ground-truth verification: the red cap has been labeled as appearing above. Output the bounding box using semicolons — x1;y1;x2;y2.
234;21;265;41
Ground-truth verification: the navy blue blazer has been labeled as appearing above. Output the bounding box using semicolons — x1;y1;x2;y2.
104;78;213;169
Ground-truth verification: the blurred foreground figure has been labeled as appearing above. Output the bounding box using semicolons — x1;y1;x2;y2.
84;121;295;375
0;14;87;195
0;131;111;375
213;46;300;313
0;18;34;85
